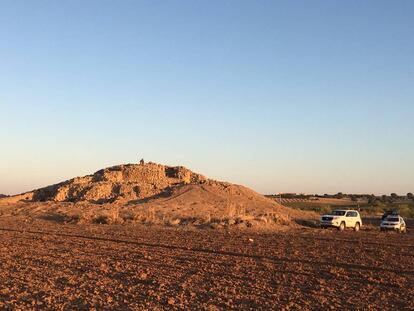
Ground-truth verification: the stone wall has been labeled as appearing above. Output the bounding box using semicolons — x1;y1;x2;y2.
31;163;207;203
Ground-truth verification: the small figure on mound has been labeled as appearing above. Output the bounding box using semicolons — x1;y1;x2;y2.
139;158;145;165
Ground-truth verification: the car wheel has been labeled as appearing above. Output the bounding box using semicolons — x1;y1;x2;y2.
354;222;360;232
338;222;345;231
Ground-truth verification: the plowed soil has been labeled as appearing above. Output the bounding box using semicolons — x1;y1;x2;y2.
0;218;413;310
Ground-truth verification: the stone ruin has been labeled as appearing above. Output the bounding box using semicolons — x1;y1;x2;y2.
32;162;207;204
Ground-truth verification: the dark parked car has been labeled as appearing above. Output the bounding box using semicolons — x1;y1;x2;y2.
381;209;399;221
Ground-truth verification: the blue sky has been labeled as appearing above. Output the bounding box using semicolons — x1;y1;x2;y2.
0;0;413;195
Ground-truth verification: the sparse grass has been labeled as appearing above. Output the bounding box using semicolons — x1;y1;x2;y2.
27;200;294;229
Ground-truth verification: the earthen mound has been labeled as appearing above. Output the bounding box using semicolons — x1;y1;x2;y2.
0;162;311;228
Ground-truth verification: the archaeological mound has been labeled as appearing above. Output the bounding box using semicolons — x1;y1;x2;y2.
0;162;300;227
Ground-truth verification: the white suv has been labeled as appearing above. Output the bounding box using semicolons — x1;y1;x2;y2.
380;215;407;233
320;210;362;231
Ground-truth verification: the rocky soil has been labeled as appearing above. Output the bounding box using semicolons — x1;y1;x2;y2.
0;218;412;310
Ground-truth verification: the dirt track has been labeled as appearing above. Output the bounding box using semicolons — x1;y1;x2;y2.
0;219;413;310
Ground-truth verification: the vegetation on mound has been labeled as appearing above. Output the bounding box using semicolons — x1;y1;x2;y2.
27;201;292;230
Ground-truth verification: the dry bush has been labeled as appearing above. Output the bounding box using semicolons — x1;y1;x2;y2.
203;211;211;223
59;210;93;224
225;202;246;218
209;222;221;229
225;201;237;218
254;215;271;224
64;213;85;224
119;210;135;222
131;206;166;225
272;214;291;226
135;207;156;224
165;218;181;226
147;207;156;223
93;215;112;224
236;204;246;217
131;211;145;223
93;208;122;225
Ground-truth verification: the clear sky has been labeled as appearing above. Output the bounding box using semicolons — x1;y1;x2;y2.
0;0;413;195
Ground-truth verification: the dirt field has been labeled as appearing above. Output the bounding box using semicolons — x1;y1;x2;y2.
0;218;413;310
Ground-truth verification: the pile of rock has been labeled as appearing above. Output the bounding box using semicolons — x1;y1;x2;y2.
32;163;207;203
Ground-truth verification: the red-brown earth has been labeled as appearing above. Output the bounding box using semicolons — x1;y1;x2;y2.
0;217;412;310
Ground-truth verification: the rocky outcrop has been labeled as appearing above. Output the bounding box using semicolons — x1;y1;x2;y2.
31;163;207;203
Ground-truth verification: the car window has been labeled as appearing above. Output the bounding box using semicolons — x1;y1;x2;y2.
346;211;357;217
387;217;399;222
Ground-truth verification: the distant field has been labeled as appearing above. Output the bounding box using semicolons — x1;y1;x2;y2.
278;197;358;206
282;198;361;206
272;198;414;218
276;198;359;212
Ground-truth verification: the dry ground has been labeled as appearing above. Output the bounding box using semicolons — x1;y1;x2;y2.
0;217;413;310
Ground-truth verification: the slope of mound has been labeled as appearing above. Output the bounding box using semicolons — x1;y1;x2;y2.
136;181;314;224
143;181;281;214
